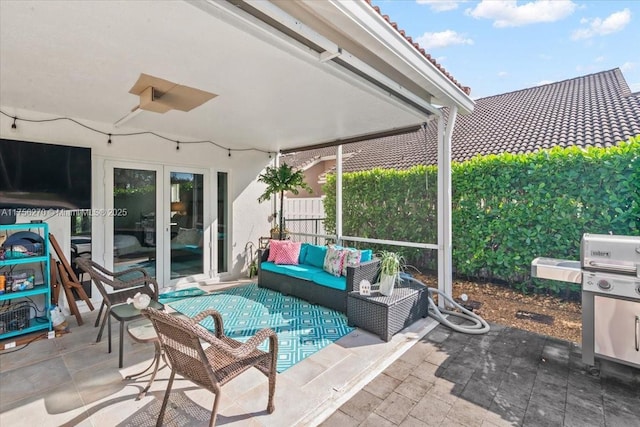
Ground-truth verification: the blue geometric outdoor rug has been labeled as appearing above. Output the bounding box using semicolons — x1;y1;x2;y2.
168;283;354;372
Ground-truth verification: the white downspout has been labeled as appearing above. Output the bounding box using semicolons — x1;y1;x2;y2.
437;105;458;308
336;145;343;244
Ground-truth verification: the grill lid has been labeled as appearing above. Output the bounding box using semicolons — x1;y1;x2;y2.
581;234;640;276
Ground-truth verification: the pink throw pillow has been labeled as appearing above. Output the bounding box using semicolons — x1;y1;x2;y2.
267;240;286;262
274;241;302;265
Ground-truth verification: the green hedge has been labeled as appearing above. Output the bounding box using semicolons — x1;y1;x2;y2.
324;136;639;296
324;166;438;265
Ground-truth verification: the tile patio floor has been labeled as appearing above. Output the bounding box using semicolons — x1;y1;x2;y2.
1;280;639;426
321;319;640;427
0;280;436;426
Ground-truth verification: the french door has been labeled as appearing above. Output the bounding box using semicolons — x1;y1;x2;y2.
105;161;211;286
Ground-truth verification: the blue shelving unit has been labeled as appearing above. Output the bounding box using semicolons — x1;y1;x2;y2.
0;223;52;340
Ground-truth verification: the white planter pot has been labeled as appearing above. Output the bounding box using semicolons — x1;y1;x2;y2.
379;273;397;296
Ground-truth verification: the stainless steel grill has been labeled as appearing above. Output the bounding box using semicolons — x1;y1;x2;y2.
532;233;640;369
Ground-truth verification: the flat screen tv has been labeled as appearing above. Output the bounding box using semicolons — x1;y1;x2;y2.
0;138;91;210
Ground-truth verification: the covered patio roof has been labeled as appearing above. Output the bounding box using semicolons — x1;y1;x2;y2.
1;0;474;301
0;0;472;153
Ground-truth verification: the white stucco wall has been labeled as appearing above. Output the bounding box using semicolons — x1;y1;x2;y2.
0;108;273;306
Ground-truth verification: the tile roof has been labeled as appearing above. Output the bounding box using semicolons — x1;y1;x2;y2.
284;68;640;173
364;0;471;95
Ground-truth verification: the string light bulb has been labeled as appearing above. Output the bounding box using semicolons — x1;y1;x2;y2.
0;110;273;158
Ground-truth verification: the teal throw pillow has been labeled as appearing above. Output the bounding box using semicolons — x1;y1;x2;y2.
305;244;328;268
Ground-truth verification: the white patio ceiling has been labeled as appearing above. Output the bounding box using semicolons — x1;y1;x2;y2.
0;0;472;154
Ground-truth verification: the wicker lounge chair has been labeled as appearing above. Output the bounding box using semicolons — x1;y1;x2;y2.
142;307;278;427
75;258;159;343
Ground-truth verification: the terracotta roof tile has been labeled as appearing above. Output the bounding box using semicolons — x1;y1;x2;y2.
285;69;639;172
364;0;471;95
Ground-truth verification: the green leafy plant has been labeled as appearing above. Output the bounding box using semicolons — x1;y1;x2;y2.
377;250;405;296
248;259;258;278
378;250;404;277
323;135;639;298
258;163;312;240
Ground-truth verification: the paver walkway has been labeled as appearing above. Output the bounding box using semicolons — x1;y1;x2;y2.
320;321;640;427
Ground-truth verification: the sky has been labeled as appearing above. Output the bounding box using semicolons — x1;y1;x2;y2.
371;0;640;99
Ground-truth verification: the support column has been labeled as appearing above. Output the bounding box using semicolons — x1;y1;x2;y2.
274;155;280;229
336;145;343;244
437;106;458;308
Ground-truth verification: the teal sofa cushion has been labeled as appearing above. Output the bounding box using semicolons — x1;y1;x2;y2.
311;271;347;291
261;261;323;281
299;243;310;264
305;244;328;268
360;249;373;262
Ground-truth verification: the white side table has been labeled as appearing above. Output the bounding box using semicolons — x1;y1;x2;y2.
126;318;163;400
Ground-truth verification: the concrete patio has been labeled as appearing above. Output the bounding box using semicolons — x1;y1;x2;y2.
1;281;638;426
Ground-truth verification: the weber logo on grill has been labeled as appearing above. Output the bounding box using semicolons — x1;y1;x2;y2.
591;250;611;257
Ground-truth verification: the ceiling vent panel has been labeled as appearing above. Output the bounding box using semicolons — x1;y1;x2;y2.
129;73;217;113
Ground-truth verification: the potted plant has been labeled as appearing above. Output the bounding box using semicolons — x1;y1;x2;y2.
378;250;403;296
270;225;290;240
248;259;258;278
257;163;312;240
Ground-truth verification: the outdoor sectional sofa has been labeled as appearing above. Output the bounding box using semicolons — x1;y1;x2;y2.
258;243;380;313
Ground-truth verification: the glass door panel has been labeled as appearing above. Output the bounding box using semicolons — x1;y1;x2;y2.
169;172;204;280
113;168;158;276
217;172;228;273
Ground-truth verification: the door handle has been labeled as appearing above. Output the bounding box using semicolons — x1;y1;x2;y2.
636;316;639;352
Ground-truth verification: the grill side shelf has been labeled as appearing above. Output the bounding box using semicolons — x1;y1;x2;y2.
531;257;582;284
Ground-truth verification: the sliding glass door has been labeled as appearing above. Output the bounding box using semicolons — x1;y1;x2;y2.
169;170;204;280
